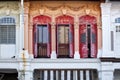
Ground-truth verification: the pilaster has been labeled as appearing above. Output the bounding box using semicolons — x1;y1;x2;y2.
74;15;80;59
16;25;20;58
51;22;57;59
24;2;30;52
101;3;113;57
28;23;33;55
19;0;24;57
18;58;33;80
100;62;114;80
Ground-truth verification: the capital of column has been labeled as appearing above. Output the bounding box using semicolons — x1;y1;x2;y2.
74;22;79;29
97;22;102;29
29;23;33;30
51;22;56;29
101;3;111;8
101;3;111;15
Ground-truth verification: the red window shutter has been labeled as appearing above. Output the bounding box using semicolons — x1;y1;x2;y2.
79;24;88;58
90;24;97;58
69;24;74;57
56;24;58;56
33;24;38;57
47;24;51;57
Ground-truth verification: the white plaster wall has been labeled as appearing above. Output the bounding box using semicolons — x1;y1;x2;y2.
111;2;120;58
0;2;20;59
0;45;16;58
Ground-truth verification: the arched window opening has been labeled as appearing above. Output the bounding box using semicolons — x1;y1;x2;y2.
0;17;16;44
79;15;97;58
56;15;74;58
33;15;51;58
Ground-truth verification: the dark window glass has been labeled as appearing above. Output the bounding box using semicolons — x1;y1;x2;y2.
37;25;48;43
92;33;96;43
115;18;120;23
81;33;86;43
0;25;16;44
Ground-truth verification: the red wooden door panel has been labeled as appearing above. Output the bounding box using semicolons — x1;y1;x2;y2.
57;25;69;58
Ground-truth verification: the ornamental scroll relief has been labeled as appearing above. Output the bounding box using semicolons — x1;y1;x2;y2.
0;2;20;14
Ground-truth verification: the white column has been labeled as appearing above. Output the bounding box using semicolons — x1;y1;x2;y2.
56;71;59;80
19;0;24;54
98;71;102;80
16;26;20;58
74;16;80;59
67;70;70;80
101;3;113;57
44;70;48;80
80;71;83;80
61;70;64;80
73;70;78;80
50;70;53;80
91;70;94;80
18;70;33;80
101;62;114;80
51;16;57;59
86;70;90;80
24;71;33;80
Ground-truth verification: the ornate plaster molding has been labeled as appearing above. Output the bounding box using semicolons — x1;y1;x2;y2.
0;2;20;15
27;2;101;28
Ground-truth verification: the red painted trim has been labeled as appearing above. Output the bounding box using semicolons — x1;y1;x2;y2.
33;15;51;24
79;15;97;24
56;15;74;24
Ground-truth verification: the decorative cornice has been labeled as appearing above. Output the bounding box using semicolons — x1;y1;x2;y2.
29;2;100;13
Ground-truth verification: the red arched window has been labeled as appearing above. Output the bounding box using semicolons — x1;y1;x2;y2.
33;15;51;58
56;15;74;58
79;15;97;58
